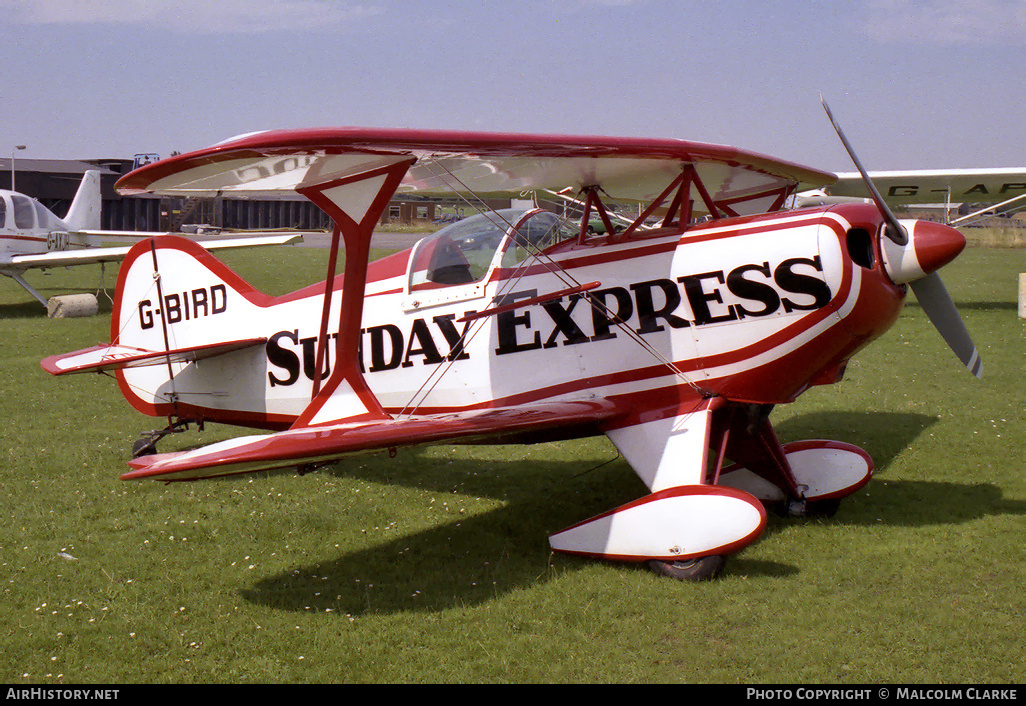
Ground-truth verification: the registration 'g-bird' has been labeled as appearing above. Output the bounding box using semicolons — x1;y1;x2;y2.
43;105;983;581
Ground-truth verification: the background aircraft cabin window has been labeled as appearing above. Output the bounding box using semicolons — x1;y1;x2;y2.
408;209;524;291
12;195;35;230
0;197;6;228
34;201;60;231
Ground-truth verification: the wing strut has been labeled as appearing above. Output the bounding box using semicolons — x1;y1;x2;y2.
292;158;415;428
2;271;48;307
949;193;1026;226
310;222;342;398
577;187;619;243
607;164;713;243
661;166;698;230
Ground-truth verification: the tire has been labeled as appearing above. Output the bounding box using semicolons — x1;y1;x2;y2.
780;497;842;519
805;498;841;518
648;555;726;582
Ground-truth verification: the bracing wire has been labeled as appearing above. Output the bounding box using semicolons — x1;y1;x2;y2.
393;158;705;418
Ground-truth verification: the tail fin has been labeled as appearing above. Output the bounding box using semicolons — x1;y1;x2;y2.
63;170;102;232
109;235;272;420
113;235;265;354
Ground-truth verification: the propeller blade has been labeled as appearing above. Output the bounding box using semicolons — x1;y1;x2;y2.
820;97;981;378
909;272;983;378
820;95;908;245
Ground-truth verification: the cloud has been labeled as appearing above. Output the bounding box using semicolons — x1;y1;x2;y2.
862;0;1026;45
0;0;384;33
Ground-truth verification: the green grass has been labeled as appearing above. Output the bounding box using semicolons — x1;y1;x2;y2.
963;225;1026;248
2;240;1024;683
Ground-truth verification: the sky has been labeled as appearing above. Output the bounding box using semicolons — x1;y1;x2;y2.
2;0;1025;173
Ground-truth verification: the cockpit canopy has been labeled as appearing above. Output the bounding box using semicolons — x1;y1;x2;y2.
408;208;575;292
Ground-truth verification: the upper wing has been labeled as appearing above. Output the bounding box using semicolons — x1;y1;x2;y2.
104;128;831;483
826;168;1026;205
115;127;836;218
5;233;303;272
121;399;622;481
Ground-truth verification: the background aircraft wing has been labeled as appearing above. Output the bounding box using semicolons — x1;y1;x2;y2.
7;245;134;270
116;127;836;218
826;168;1026;206
121;399;623;481
4;233;303;272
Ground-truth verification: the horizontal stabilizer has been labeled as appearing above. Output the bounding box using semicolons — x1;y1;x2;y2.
121;399;620;481
41;338;267;376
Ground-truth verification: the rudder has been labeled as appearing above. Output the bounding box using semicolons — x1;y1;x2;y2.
63;171;102;232
112;235;266;354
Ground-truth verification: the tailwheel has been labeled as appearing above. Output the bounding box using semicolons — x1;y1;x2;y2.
132;437;158;457
131;418;200;458
648;555;726;582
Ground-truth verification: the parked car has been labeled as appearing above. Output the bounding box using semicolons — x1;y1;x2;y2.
586;215;624;234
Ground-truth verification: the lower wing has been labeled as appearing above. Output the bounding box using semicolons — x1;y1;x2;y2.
121;399;621;482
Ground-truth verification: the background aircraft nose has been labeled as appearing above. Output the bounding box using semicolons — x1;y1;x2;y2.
882;219;966;285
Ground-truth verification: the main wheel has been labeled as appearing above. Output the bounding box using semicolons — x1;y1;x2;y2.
804;498;841;518
782;497;841;519
648;555;726;582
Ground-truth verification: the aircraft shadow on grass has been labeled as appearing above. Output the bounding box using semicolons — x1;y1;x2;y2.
239;409;1025;616
771;410;1026;526
0;300;48;318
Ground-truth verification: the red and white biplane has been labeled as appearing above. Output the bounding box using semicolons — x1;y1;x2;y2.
42;106;984;580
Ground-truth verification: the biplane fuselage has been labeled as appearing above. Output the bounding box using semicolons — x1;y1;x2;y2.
105;202;904;440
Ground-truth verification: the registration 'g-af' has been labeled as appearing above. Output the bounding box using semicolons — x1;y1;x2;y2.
43;107;984;581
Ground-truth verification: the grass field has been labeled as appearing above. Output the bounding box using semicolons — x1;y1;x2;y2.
1;238;1024;684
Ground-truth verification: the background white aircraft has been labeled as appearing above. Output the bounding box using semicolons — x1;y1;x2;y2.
1;170;302;311
795;167;1026;225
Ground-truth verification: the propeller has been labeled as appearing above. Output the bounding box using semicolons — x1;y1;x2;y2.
820;95;907;246
821;96;983;378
